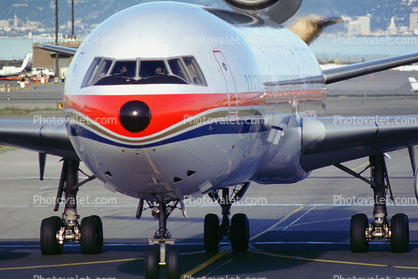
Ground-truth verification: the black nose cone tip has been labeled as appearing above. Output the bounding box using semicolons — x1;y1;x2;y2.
119;101;151;133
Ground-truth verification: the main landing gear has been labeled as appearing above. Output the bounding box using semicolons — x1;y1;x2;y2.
138;200;182;279
204;183;250;252
336;154;409;253
40;158;103;255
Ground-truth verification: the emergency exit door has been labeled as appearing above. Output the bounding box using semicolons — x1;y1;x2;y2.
213;51;238;115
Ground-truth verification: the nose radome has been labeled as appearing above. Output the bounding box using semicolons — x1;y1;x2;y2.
119;101;151;133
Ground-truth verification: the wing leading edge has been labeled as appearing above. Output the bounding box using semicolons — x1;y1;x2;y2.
37;44;77;56
322;52;418;84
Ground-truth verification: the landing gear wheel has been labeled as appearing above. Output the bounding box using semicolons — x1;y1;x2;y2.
80;215;103;254
144;247;159;279
40;216;63;255
91;215;103;253
230;213;249;252
166;247;180;279
204;213;220;252
391;213;409;253
350;213;369;253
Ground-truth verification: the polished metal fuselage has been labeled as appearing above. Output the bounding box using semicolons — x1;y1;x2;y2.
63;2;325;201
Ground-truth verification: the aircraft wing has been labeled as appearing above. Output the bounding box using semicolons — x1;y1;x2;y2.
0;44;78;159
37;44;77;56
300;116;418;171
298;52;418;171
322;52;418;84
0;120;78;160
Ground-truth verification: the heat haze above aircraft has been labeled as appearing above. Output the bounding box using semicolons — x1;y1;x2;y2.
2;0;418;278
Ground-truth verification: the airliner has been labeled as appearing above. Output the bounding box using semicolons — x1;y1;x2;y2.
409;77;418;91
2;0;418;278
0;53;32;77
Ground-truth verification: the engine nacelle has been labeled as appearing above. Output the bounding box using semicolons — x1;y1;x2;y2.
223;0;302;24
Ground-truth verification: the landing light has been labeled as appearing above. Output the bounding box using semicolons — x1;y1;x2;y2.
119;101;151;133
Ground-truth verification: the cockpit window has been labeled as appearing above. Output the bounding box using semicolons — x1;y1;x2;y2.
140;60;168;78
168;58;190;83
91;59;112;84
81;57;101;87
82;56;207;87
111;60;136;78
183;57;207;86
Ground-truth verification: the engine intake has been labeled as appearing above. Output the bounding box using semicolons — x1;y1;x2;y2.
224;0;280;10
222;0;302;24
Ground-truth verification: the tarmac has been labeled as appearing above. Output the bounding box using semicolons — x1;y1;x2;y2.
0;79;63;111
1;69;418;278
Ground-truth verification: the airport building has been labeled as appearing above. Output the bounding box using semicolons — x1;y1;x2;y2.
32;41;81;77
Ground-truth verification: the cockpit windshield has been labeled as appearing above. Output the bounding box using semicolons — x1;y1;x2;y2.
183;57;206;85
81;56;207;87
140;60;168;78
111;61;136;78
168;58;190;84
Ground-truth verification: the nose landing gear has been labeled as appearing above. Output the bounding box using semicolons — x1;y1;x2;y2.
141;200;181;279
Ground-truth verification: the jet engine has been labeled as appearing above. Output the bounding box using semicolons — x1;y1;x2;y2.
222;0;302;24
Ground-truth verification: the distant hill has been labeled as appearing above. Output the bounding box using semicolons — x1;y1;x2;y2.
1;0;417;36
297;0;418;32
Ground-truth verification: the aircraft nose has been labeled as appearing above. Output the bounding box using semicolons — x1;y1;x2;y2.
119;101;151;133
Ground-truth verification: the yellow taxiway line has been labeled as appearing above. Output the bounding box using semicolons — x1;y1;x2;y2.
251;250;418;270
181;251;228;279
0;257;140;271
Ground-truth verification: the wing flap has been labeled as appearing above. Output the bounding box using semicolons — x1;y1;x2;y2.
300;116;418;171
0;120;78;160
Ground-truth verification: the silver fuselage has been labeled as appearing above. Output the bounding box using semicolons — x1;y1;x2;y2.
64;2;325;201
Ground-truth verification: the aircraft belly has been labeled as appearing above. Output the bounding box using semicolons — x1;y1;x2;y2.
69;126;268;201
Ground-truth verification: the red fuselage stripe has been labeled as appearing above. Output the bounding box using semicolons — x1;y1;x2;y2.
64;90;324;137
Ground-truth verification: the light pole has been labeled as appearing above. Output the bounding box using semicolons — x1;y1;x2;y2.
55;0;59;78
71;0;74;37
